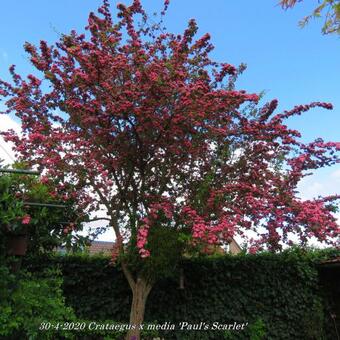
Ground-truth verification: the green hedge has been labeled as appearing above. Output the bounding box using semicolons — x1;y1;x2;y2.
23;248;340;340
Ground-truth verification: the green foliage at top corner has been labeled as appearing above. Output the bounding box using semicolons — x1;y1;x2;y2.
280;0;340;35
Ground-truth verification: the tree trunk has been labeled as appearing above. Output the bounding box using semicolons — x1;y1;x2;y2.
125;276;153;340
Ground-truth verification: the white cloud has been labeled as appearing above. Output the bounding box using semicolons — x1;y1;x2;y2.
0;49;8;63
2;51;8;61
297;167;340;200
297;179;325;200
82;207;115;242
0;115;20;165
331;169;340;180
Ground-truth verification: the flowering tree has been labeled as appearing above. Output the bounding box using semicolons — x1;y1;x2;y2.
0;1;339;337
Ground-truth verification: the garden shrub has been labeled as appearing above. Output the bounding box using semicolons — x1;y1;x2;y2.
0;264;75;339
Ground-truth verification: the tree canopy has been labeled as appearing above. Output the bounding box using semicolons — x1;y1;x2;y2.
0;0;339;256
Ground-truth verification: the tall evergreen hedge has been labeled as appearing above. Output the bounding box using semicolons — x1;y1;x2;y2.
23;249;340;339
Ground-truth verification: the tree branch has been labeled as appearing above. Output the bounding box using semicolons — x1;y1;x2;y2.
87;217;111;222
121;261;136;291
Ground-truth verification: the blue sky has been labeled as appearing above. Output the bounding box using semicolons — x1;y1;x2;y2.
0;0;339;240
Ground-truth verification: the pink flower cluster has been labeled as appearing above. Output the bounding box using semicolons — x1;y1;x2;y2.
136;200;175;258
137;224;150;258
181;206;235;246
21;214;31;225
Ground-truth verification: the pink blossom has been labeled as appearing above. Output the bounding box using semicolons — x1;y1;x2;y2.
22;215;31;225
